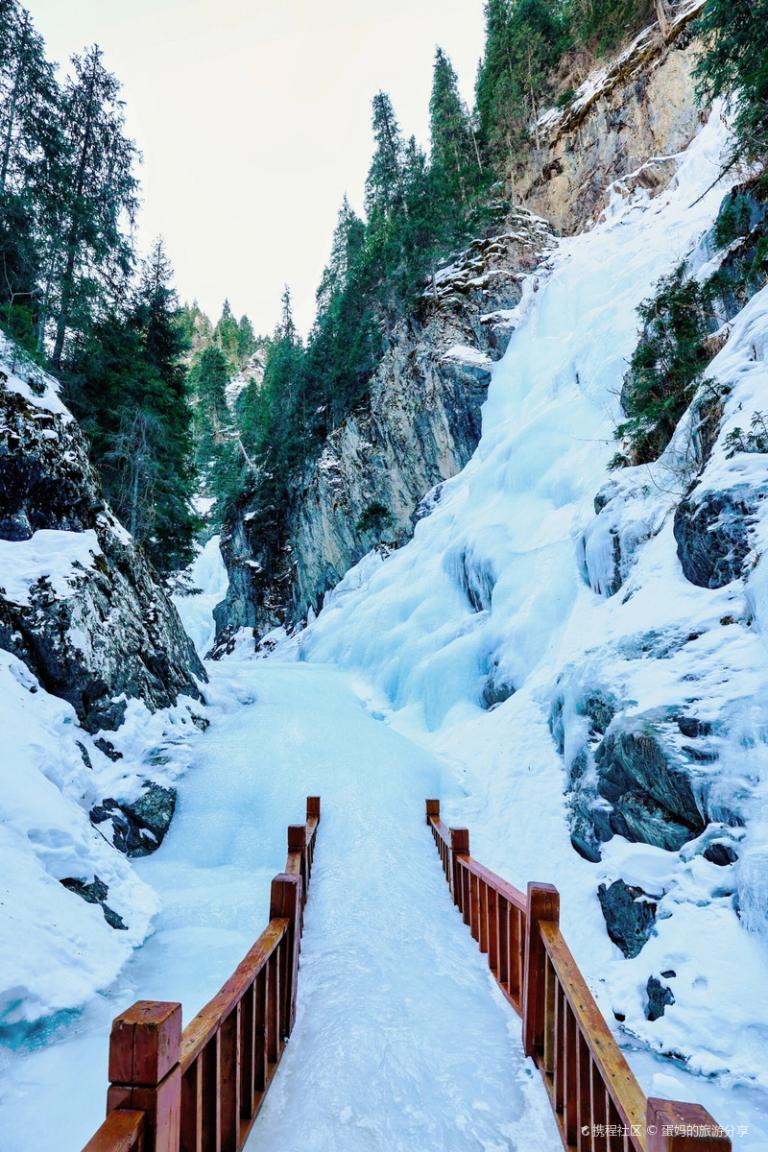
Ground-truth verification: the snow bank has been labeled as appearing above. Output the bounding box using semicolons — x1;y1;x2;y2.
295;109;768;1129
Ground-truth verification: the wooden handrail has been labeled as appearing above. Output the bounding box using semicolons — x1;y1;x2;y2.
83;1110;146;1152
424;799;732;1152
81;796;321;1152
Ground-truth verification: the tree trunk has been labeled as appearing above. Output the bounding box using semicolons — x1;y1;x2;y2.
51;51;99;370
0;12;30;198
655;0;670;35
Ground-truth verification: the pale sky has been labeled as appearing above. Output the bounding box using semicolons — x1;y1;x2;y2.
26;0;485;336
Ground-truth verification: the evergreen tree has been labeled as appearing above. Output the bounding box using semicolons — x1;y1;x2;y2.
430;47;481;207
214;297;240;365
0;1;60;351
695;0;768;171
48;45;139;369
364;91;405;221
237;313;257;364
129;238;197;570
476;0;568;159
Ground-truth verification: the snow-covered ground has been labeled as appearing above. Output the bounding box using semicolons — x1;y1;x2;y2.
0;656;562;1152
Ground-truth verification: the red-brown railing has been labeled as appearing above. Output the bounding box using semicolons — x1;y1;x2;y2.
82;796;321;1152
425;799;731;1152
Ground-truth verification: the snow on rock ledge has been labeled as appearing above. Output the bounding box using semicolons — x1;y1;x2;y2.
0;340;206;732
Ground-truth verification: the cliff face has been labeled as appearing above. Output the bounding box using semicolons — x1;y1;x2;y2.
215;215;555;647
516;0;707;233
215;6;710;652
0;340;205;732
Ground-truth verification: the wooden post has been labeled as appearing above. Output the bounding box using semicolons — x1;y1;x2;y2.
646;1098;732;1151
306;796;321;820
270;873;303;1037
106;1000;182;1152
450;828;470;909
425;799;440;825
522;882;560;1061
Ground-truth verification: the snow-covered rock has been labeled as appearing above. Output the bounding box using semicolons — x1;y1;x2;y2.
0;336;208;1023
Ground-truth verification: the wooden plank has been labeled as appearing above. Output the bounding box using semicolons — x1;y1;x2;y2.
564;1002;579;1147
487;886;498;974
239;983;256;1122
267;950;280;1065
469;871;479;937
201;1033;221;1152
522;883;560;1061
576;1029;591;1152
181;921;287;1072
462;856;527;913
540;922;646;1141
254;966;268;1094
82;1110;146;1152
219;1006;240;1152
479;879;489;954
181;1058;202;1152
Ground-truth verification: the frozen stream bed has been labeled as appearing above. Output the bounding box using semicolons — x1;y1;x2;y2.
0;659;561;1152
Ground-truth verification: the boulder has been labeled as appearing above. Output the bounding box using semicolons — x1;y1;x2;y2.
598;879;657;958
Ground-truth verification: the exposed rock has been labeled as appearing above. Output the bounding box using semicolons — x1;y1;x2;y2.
674;486;761;589
646;974;675;1020
515;2;706;233
595;721;706;848
0;367;205;731
482;661;516;710
703;841;739;866
215;215;555;647
60;875;127;930
598;879;657;958
90;782;176;857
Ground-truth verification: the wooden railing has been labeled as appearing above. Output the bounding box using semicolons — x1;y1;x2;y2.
82;796;321;1152
425;799;732;1152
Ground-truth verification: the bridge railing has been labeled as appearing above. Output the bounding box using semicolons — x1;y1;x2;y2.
82;796;321;1152
425;799;731;1152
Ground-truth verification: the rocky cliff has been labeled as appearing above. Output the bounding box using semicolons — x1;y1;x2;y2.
215;2;711;653
0;338;205;732
0;336;207;1022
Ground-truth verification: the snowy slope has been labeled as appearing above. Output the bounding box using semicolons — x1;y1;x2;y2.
294;107;768;1122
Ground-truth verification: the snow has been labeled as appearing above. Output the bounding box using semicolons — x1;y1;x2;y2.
0;529;101;606
441;344;493;369
172;534;229;657
0;332;71;418
0;649;158;1026
0;659;562;1152
287;109;768;1138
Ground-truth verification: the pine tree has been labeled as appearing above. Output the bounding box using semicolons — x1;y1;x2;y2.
694;0;768;171
430;47;481;207
130;238;197;571
214;298;241;365
237;313;257;364
364;92;405;221
48;45;139;369
0;1;61;351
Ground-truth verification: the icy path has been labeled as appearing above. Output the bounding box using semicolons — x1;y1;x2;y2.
0;660;560;1152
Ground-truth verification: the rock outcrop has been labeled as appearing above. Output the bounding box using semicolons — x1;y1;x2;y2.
215;215;555;647
0;341;205;733
516;1;707;233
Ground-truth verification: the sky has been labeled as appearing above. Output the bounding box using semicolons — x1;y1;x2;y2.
26;0;486;337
